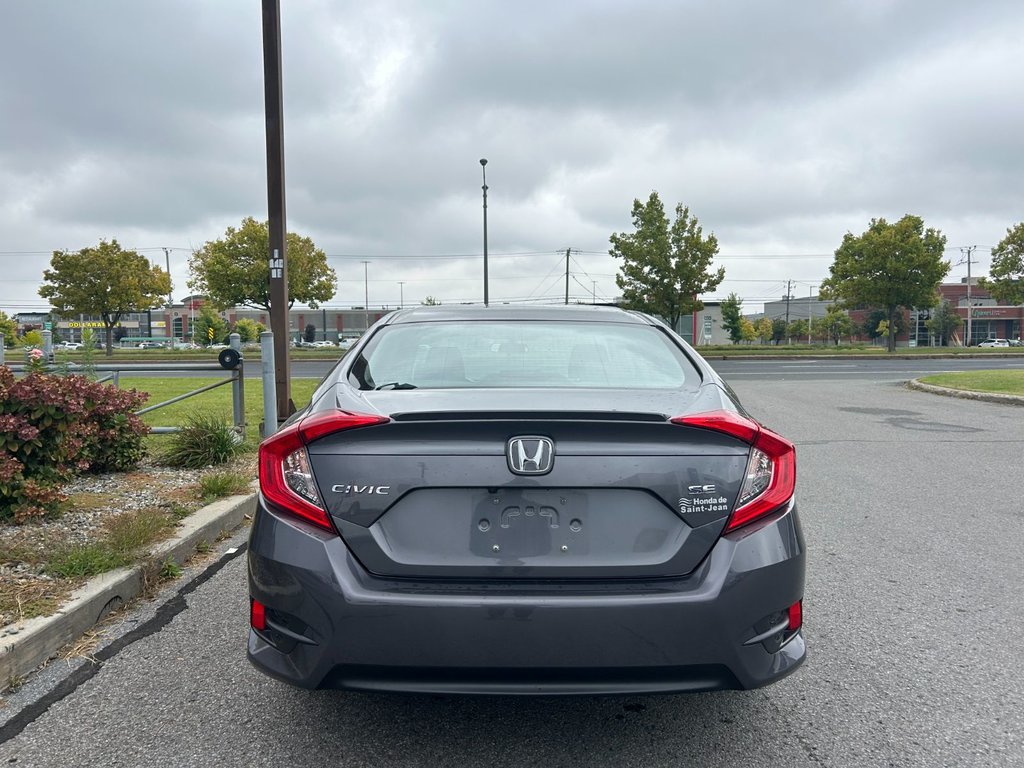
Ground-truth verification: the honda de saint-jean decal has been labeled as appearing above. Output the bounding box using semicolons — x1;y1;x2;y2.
507;436;555;475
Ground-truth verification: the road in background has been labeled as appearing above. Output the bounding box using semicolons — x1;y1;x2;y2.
711;356;1024;382
1;377;1021;766
99;354;1024;384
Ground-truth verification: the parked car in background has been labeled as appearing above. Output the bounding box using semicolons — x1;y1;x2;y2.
248;305;805;695
978;338;1010;348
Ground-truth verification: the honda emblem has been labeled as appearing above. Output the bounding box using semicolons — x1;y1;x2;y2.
506;436;555;475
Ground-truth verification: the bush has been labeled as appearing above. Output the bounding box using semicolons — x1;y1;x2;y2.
0;368;150;523
160;413;243;469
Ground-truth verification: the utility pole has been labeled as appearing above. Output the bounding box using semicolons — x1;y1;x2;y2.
592;280;597;305
362;261;370;332
961;246;977;346
807;285;813;344
398;281;405;309
262;0;292;421
784;280;793;325
565;248;571;305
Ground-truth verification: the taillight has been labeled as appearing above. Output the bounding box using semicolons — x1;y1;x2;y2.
250;598;267;631
672;410;796;533
787;600;803;632
258;410;389;531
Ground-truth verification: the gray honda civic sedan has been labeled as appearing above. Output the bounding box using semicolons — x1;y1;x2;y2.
248;305;805;694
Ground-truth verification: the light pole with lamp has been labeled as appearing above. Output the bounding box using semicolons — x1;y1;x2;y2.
480;158;489;306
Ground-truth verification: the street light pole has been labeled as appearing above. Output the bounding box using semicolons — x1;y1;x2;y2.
480;158;489;307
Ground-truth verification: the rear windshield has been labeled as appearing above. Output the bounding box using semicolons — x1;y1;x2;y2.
348;321;697;390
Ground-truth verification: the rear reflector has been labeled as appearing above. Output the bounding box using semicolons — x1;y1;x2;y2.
250;598;267;631
672;410;796;532
787;600;803;632
259;410;389;532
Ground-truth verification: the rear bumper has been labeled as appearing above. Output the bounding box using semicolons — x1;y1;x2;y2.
247;497;806;695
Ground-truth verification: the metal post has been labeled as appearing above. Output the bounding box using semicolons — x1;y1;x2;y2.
260;331;278;438
42;329;53;363
229;333;245;436
480;158;489;306
263;0;292;422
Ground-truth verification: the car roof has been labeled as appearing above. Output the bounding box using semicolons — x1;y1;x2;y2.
382;304;652;325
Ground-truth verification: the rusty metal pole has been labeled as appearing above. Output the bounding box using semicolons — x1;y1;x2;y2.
262;0;292;422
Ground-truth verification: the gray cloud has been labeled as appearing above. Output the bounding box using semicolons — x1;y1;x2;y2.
2;0;1022;311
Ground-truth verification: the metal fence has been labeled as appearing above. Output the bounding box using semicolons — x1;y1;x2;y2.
1;331;246;437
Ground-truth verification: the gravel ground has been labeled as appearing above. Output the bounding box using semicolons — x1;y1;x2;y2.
0;457;256;631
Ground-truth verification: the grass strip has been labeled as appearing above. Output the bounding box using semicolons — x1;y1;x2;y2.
119;376;320;451
918;370;1024;395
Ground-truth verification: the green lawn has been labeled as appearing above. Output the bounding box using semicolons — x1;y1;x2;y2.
45;347;346;363
918;370;1024;395
121;376;322;450
700;344;1024;356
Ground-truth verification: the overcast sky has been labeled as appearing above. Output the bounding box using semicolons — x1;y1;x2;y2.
2;0;1022;314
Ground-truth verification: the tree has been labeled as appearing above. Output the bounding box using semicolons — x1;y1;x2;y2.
0;311;16;348
754;317;773;344
19;330;44;348
188;217;336;312
771;318;787;345
233;317;266;343
610;192;725;329
193;305;229;346
820;215;948;352
39;240;171;357
786;318;808;341
421;296;442;306
819;305;854;345
304;323;317;343
980;223;1024;306
925;299;962;346
861;308;906;340
719;293;743;343
739;317;757;344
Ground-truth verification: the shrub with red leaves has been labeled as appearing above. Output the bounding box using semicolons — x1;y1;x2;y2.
0;368;150;522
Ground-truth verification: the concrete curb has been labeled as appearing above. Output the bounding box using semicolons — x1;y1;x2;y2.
0;493;256;686
906;378;1024;406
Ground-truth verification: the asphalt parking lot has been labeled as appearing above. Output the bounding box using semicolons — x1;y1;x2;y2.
1;376;1022;767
